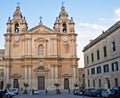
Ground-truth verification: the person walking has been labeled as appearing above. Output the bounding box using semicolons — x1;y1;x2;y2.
45;89;48;95
68;88;71;94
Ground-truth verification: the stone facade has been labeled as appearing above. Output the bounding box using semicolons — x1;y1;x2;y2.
78;68;85;88
0;49;4;89
3;5;79;90
83;22;120;89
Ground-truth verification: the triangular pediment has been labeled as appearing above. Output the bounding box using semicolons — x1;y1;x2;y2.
27;24;55;34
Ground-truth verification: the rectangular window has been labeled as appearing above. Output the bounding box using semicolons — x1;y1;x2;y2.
107;79;111;88
115;78;118;86
93;79;95;87
91;68;95;75
97;50;100;60
103;64;109;73
111;41;116;52
97;66;101;74
87;69;89;75
103;46;107;57
91;53;94;62
88;79;90;87
82;74;85;78
112;62;118;71
98;79;101;87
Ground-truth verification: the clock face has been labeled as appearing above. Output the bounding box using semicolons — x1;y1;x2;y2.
62;36;68;42
14;36;19;42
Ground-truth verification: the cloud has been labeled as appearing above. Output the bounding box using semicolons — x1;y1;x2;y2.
99;8;120;22
112;8;120;21
76;8;120;68
99;18;107;22
115;8;120;17
76;29;103;68
79;22;108;31
76;22;109;68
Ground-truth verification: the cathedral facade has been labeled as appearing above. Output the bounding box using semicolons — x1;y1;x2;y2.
4;5;79;90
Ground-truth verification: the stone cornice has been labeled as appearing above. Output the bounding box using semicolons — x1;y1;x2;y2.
83;21;120;52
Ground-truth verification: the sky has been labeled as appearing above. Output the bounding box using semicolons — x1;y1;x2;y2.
0;0;120;68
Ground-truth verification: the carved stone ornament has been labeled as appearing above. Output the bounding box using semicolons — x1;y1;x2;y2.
13;43;19;48
11;73;21;79
63;43;70;53
34;38;46;42
34;66;49;72
62;73;72;77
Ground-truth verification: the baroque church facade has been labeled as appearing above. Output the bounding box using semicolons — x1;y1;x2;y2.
4;5;79;90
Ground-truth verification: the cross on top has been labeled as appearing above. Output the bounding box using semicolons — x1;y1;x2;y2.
62;1;65;6
39;16;42;23
17;2;20;7
40;16;42;21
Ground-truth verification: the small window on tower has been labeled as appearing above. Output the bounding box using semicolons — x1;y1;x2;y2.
62;23;67;32
15;23;19;32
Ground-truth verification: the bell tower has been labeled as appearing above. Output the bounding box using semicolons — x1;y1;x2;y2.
5;5;28;57
6;5;28;34
4;5;28;88
53;4;79;88
54;5;75;33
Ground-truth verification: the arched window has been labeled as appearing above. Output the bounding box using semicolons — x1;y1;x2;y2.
62;23;67;32
38;44;44;56
15;23;19;32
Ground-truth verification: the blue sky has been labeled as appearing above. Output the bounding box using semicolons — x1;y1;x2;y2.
0;0;120;67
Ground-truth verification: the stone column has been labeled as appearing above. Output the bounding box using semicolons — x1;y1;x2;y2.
54;39;57;56
74;38;77;57
55;65;58;78
28;65;32;88
51;65;54;79
72;65;78;84
24;65;28;82
71;36;77;58
22;39;25;56
4;65;6;89
51;65;58;83
24;38;28;56
27;38;32;56
50;37;56;56
4;65;9;85
73;66;76;78
5;40;10;56
71;36;74;57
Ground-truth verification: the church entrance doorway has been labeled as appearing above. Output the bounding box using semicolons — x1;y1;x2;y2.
0;80;3;89
64;78;69;89
38;76;45;90
13;79;19;88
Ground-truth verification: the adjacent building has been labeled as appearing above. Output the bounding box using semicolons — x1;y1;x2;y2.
0;49;4;89
3;5;79;90
83;21;120;89
78;68;85;88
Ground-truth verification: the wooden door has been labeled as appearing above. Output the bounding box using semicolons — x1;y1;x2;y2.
13;79;19;88
64;78;69;89
0;80;3;89
38;76;45;90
